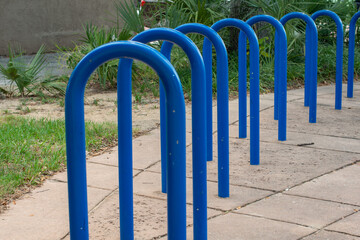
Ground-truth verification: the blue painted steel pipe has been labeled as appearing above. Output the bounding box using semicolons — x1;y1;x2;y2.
166;24;229;165
117;28;207;239
347;12;360;98
281;12;318;123
159;25;227;237
65;41;186;240
161;23;229;200
311;10;344;110
204;19;260;171
240;15;287;143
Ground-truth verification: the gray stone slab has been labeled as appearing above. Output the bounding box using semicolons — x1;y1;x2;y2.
234;126;360;154
287;164;360;206
133;171;272;211
53;162;118;190
147;136;358;192
257;101;360;139
302;230;360;240
293;94;360;109
53;162;140;190
236;193;355;229
0;180;110;240
89;129;162;170
86;191;221;240
132;129;162;170
209;138;358;191
326;212;360;237
87;146;119;166
183;213;314;240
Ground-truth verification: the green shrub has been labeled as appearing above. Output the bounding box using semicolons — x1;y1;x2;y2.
0;45;67;97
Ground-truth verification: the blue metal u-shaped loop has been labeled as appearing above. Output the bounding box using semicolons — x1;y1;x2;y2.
173;23;229;165
117;28;207;240
281;12;318;123
205;18;260;166
162;23;229;200
241;15;287;142
65;41;186;240
159;24;228;238
347;12;360;98
311;10;344;110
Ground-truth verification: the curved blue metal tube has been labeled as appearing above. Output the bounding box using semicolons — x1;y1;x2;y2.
241;15;287;142
173;24;229;166
311;10;344;110
160;23;228;237
204;19;260;167
161;23;229;201
348;12;360;98
65;41;186;240
281;12;318;123
117;28;207;239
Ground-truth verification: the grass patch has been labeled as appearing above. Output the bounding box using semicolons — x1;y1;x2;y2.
0;115;118;206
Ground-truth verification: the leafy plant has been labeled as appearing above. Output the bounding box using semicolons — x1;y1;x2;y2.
115;0;145;34
59;23;132;89
0;45;66;97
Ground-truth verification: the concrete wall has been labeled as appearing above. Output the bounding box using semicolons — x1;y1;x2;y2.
0;0;130;56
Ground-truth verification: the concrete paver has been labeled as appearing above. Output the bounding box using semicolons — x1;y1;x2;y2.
325;211;360;237
238;126;360;154
88;129;162;170
0;180;110;240
207;139;358;191
133;170;273;211
287;164;360;206
185;213;315;240
82;191;221;240
53;162;122;190
302;230;360;240
235;193;356;229
258;101;360;139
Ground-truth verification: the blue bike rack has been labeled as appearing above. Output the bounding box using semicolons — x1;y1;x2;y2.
65;41;186;239
160;23;229;232
161;23;229;201
347;11;360;98
281;12;318;123
168;23;229;166
311;10;344;110
202;19;259;195
64;9;353;240
116;28;207;239
240;15;287;143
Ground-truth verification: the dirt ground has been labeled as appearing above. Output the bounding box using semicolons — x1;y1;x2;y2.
0;90;162;134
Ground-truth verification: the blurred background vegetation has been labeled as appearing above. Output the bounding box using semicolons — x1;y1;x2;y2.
3;0;360;100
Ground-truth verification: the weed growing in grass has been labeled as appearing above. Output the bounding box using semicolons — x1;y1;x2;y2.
0;116;118;206
92;98;100;106
58;99;65;108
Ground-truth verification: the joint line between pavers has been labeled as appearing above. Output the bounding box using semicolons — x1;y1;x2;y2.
233;212;318;230
227;135;360;156
87;160;119;168
258;127;360;141
283;160;360;193
59;187;120;239
297;211;360;240
258;139;360;155
282;192;360;208
206;178;277;193
323;229;360;238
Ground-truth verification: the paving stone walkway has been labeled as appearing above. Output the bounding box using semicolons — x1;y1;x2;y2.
0;84;359;240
